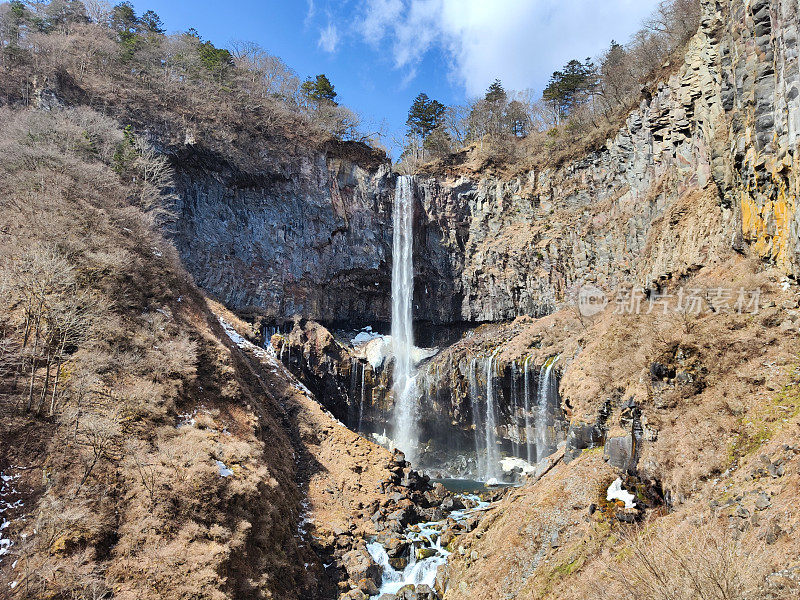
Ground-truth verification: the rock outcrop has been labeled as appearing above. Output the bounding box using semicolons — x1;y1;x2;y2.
170;141;395;324
412;0;799;323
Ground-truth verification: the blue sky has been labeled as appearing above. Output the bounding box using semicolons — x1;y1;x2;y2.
130;0;660;155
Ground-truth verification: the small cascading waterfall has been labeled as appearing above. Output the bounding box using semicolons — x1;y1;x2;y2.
359;362;366;432
523;355;534;464
263;324;278;351
280;338;289;364
535;358;559;462
349;359;360;429
509;361;520;458
468;358;485;478
483;349;501;482
391;175;418;463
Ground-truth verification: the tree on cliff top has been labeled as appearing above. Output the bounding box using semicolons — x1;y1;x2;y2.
542;58;596;123
484;79;507;105
301;74;338;106
406;92;446;139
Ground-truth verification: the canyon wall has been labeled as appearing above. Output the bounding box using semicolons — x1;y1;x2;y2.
169;0;798;329
415;0;799;323
170;142;395;324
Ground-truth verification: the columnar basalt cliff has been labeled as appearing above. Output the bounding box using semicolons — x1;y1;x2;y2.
168;0;798;330
3;1;800;599
413;0;799;323
170;142;395;324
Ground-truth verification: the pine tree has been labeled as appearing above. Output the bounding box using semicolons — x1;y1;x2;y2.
542;58;596;122
484;79;507;105
139;10;165;34
301;74;338;106
406;93;445;138
110;2;137;36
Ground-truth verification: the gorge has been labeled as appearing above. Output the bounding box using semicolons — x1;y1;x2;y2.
1;0;800;599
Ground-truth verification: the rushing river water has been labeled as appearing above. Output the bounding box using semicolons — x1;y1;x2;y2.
367;492;490;596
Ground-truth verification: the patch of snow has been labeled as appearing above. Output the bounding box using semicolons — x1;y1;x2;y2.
10;581;18;589
176;411;197;428
0;469;20;563
357;335;438;371
216;460;233;478
218;315;319;407
297;500;313;536
371;430;394;449
607;478;636;509
351;326;382;346
500;457;536;474
363;336;392;370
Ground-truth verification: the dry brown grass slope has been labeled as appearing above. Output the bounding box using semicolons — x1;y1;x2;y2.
434;255;800;599
0;105;388;600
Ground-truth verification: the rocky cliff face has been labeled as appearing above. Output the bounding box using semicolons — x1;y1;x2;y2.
170;141;395;325
413;0;799;323
169;1;798;330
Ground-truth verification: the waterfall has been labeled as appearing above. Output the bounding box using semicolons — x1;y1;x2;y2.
510;361;519;458
263;325;278;351
349;359;358;429
523;355;533;464
535;358;558;462
359;362;366;432
484;349;501;482
468;358;485;478
391;175;418;463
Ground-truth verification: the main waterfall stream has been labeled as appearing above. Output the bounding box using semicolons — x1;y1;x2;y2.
391;175;418;464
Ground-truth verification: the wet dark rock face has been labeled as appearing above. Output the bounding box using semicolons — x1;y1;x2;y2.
170;143;395;325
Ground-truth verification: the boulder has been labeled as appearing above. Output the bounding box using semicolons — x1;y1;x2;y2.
342;546;383;589
415;584;437;600
604;435;636;471
358;577;380;596
564;423;605;463
416;547;438;560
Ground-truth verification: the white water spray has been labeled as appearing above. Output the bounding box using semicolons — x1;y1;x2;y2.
391;175;418;463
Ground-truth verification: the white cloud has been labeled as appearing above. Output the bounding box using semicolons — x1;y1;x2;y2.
362;0;403;43
358;0;661;96
318;23;340;53
305;0;316;26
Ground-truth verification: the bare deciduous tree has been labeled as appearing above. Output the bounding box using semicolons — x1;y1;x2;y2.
605;517;764;600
